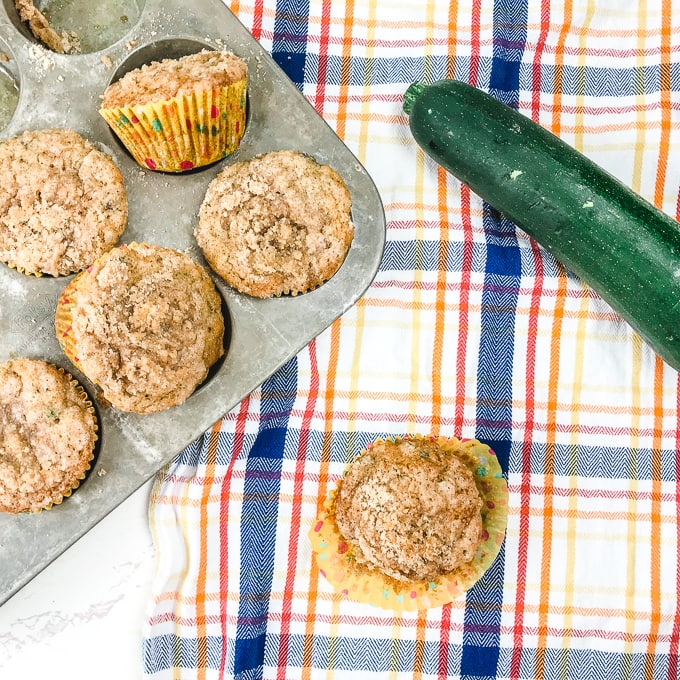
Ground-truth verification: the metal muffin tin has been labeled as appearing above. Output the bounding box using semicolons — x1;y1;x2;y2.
0;0;385;605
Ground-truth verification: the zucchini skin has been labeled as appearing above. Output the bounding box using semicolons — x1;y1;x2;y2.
404;79;680;371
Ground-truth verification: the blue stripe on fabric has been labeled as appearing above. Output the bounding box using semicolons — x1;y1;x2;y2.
462;2;526;676
270;0;310;88
144;632;676;678
233;357;298;678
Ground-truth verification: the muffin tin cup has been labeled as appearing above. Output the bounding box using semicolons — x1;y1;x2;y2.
0;0;385;605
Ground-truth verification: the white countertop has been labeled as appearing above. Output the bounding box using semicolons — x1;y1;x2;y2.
0;479;156;679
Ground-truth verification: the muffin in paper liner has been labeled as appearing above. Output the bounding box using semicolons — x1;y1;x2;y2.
56;241;151;367
0;358;98;514
309;434;508;611
55;241;225;414
100;81;247;172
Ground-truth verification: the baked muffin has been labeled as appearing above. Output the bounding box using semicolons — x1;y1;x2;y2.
100;50;247;172
55;242;224;414
195;150;354;297
0;358;98;514
309;435;508;611
0;128;127;276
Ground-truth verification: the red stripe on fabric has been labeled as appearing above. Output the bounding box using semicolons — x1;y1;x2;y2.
313;0;332;114
469;0;482;86
250;0;265;41
276;342;320;677
453;187;473;436
219;395;251;675
530;4;550;121
510;4;551;676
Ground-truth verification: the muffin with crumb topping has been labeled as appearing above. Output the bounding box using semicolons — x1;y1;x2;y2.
100;50;247;172
0;358;98;514
0;128;127;276
195;150;354;297
55;242;224;414
309;435;508;611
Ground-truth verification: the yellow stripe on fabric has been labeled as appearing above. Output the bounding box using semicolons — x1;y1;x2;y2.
406;0;437;436
561;291;592;680
558;7;596;678
623;2;649;672
174;466;193;680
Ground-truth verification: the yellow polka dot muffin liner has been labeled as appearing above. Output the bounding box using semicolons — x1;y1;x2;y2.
309;434;509;612
99;80;247;172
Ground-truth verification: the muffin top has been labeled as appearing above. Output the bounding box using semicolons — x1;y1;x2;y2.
195;150;354;298
334;437;484;582
0;358;97;514
0;128;127;276
101;50;248;109
56;243;224;414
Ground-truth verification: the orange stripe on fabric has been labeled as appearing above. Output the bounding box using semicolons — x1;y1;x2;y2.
335;0;355;142
653;0;672;210
194;421;221;679
525;2;571;678
301;329;344;679
642;357;665;677
644;4;672;670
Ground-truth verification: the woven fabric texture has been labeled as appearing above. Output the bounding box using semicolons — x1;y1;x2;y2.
143;1;680;678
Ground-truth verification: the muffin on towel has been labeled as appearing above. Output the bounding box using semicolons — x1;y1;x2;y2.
309;434;508;611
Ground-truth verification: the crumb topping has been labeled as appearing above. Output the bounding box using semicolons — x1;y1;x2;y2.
334;438;484;582
65;244;224;414
101;50;247;109
195;150;354;298
0;128;127;276
0;358;97;514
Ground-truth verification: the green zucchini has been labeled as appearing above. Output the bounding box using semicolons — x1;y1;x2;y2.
403;79;680;372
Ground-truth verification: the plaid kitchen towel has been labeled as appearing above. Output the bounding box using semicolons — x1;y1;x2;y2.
143;0;680;678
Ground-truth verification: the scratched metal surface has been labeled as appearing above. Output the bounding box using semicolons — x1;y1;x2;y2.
0;0;385;605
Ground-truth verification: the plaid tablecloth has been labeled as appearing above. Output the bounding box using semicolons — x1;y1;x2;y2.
143;0;680;677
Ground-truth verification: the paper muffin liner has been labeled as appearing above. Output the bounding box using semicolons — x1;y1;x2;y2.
3;259;44;278
309;434;509;612
99;80;247;172
33;366;99;513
